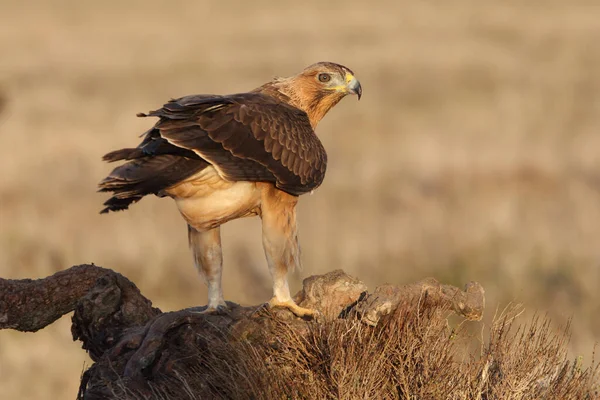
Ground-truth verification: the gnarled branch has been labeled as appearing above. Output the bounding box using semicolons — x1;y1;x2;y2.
0;264;126;331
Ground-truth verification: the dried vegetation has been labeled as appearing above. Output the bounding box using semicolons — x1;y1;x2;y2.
109;306;598;400
2;1;600;398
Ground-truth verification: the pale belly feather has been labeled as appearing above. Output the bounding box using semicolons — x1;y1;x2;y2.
164;166;262;231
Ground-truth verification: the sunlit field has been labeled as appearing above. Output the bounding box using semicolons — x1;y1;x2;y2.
1;1;600;398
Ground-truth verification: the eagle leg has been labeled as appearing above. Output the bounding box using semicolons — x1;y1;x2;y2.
260;186;318;319
188;225;227;312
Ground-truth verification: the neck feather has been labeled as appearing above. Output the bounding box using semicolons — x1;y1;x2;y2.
254;77;343;129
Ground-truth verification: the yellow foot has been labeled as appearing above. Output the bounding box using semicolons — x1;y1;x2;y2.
193;304;228;315
268;297;319;319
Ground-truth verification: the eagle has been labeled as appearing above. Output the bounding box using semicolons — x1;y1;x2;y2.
99;62;362;317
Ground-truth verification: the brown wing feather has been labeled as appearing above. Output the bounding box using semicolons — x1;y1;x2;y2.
99;92;327;214
152;93;327;195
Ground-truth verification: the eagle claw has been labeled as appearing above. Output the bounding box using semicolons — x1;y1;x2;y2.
192;304;229;315
267;297;320;319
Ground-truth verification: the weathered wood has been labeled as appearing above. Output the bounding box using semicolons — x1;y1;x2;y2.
70;269;161;360
355;278;485;326
0;265;486;399
0;264;156;332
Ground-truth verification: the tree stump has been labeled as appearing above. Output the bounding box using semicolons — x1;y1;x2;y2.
0;264;485;399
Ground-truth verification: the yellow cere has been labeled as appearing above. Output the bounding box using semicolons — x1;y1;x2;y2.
325;73;355;92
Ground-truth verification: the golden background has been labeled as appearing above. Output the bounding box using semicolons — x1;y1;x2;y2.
1;0;599;398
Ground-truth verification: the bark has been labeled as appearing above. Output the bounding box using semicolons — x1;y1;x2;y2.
0;265;485;399
0;264;150;332
355;277;485;326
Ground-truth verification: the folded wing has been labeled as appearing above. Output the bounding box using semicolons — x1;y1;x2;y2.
99;93;327;213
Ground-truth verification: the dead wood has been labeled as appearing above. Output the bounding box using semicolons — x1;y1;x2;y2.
0;264;157;333
0;265;486;399
355;277;485;326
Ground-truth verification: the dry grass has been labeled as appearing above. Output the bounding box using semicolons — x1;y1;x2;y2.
108;305;599;400
1;0;600;398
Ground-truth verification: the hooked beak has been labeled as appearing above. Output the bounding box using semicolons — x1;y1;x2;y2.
347;77;362;100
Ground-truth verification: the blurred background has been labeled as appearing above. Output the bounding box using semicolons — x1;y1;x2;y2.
1;0;599;398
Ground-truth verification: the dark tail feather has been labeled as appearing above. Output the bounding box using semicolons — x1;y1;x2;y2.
100;196;143;214
102;148;144;162
99;154;208;213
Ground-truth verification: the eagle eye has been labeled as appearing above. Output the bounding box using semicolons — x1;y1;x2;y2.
318;73;331;83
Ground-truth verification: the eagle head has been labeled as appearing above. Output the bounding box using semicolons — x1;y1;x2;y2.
267;62;362;128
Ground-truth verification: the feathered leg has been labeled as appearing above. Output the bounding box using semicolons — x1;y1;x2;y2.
260;186;317;318
188;225;227;313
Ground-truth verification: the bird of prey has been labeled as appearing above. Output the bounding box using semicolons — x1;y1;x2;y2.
99;62;362;317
